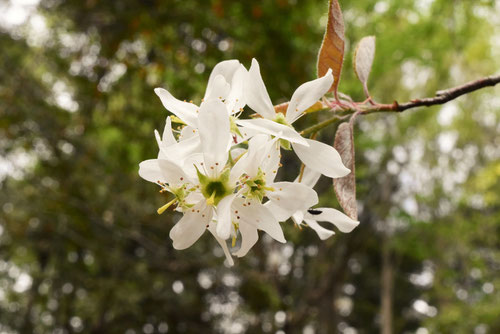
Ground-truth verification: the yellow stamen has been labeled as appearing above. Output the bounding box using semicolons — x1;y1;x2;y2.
232;235;236;247
157;198;177;214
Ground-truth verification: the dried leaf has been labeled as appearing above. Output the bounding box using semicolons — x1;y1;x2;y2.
353;36;376;97
317;0;345;95
333;122;357;220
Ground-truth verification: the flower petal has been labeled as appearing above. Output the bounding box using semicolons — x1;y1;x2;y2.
291;211;304;225
207;222;234;266
286;69;333;124
161;134;201;165
154;88;198;128
205;74;230;101
292;138;350;178
229;151;249;185
162;116;177;146
233;221;259;258
304;207;359;233
234;198;285;243
216;194;237;240
261;140;281;183
304;218;335;240
198;99;231;175
226;65;247;113
236;118;308;146
294;166;321;188
169;201;212;250
138;159;163;183
157;159;191;186
244;134;272;177
179;125;197;140
267;182;318;221
204;59;241;100
244;58;276;119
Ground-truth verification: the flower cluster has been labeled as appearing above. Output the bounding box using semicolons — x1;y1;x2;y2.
139;59;359;265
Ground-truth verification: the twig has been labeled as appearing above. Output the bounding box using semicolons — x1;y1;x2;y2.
364;73;500;114
297;73;500;135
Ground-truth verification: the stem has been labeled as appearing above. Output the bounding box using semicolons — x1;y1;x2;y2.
360;73;500;114
300;116;342;136
277;73;500;130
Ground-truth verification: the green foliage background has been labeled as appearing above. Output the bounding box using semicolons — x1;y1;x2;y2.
0;0;499;333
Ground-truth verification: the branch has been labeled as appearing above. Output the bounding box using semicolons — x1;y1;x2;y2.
298;73;500;135
364;73;500;114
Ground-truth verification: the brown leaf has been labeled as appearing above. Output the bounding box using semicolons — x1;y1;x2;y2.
333;122;357;220
317;0;345;95
353;36;376;97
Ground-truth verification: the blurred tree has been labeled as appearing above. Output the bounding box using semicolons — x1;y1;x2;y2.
0;0;498;333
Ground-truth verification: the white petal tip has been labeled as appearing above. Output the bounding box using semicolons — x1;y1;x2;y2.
343;221;360;233
319;231;335;240
331;167;351;179
172;242;186;250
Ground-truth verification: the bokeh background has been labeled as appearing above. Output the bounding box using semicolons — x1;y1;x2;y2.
1;0;500;333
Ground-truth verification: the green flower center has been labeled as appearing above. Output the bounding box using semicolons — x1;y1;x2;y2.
273;113;293;150
273;113;292;127
243;169;274;202
196;167;233;206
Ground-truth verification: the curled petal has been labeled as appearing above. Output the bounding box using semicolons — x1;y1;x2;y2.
233;221;259;258
304;218;336;240
293;138;350;179
286;69;333;124
154;88;198;128
245;58;276;119
305;207;359;233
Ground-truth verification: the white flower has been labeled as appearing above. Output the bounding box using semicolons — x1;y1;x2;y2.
138;99;232;255
138;58;356;265
216;135;318;257
153;60;247;128
138;116;201;184
291;167;359;239
242;58;350;179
